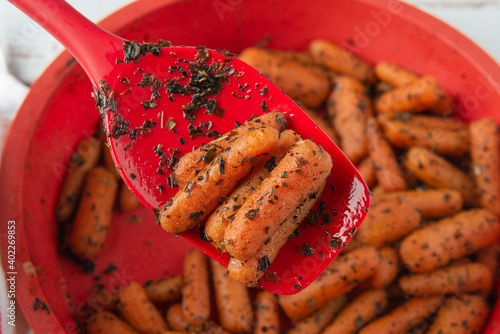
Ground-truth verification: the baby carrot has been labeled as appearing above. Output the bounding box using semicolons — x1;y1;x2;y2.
286;295;347;334
356;196;420;249
357;157;377;189
367;247;400;289
119;183;140;212
302;107;340;145
400;209;500;273
254;291;280;334
224;140;332;261
87;311;138;334
55;136;101;222
375;76;441;116
358;296;442;334
174;111;286;187
366;117;406;191
470;118;500;216
239;47;331;109
116;281;168;334
408;114;467;131
205;130;300;251
322;289;388;334
144;275;183;304
182;248;210;326
160;126;280;234
405;146;478;205
399;262;493;296
210;259;253;332
374;62;418;87
476;243;499;285
427;295;490;334
279;247;380;321
309;39;375;83
166;303;192;331
69;167;118;259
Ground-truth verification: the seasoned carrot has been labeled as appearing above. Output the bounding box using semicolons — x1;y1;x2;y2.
69;167;118;259
408;114;467;131
366;117;406;191
377;189;463;219
302;107;340;145
367;247;400;288
405;147;478;205
358;296;442;334
309;39;375;83
381;119;469;156
269;50;316;66
374;62;418;87
160;126;280;234
375;76;441;115
144;275;182;304
254;291;280;334
166;303;192;331
224;140;332;261
399;262;492;296
227;181;326;286
327;76;372;164
427;295;490;334
102;140;121;179
356;196;420;249
174;111;286;187
205;130;300;251
286;295;347;334
322;289;388;334
430;88;454;116
470;118;500;216
476;243;499;281
210;259;253;332
182;248;210;326
239;47;331;109
279;247;380;320
357;157;377;189
87;311;138;334
55;136;101;222
400;209;500;273
119;183;140;212
116;281;168;334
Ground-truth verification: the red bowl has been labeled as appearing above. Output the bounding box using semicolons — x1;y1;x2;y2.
1;0;500;332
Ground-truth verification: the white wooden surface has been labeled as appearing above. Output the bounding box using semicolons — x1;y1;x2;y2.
0;0;499;333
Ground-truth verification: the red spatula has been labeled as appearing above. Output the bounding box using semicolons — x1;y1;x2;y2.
9;0;370;294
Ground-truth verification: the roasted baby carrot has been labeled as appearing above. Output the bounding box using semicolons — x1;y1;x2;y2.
239;47;331;109
476;243;499;284
254;291;280;334
358;296;442;334
182;248;210;326
367;247;400;289
205;130;300;251
227;181;326;286
356;196;420;249
366;117;406;191
116;281;168;334
286;295;347;334
174;111;286;187
400;209;500;273
405;146;478;205
470;118;500;216
377;189;463;219
210;259;253;332
374;62;418;87
160;126;280;234
56;136;101;222
302;107;340;145
279;247;379;320
408;114;467;131
309;39;375;83
166;303;192;331
87;311;138;334
381;118;469;156
119;183;140;212
224;140;332;261
375;76;441;116
427;295;490;334
327;76;372;164
322;289;388;334
357;157;377;189
144;275;182;304
69;167;118;259
399;262;493;296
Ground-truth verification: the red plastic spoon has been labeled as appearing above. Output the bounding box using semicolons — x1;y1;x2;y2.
9;0;370;294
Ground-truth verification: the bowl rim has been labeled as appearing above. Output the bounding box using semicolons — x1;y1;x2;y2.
1;0;499;332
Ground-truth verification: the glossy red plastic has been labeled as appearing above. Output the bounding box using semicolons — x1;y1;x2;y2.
1;0;500;332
